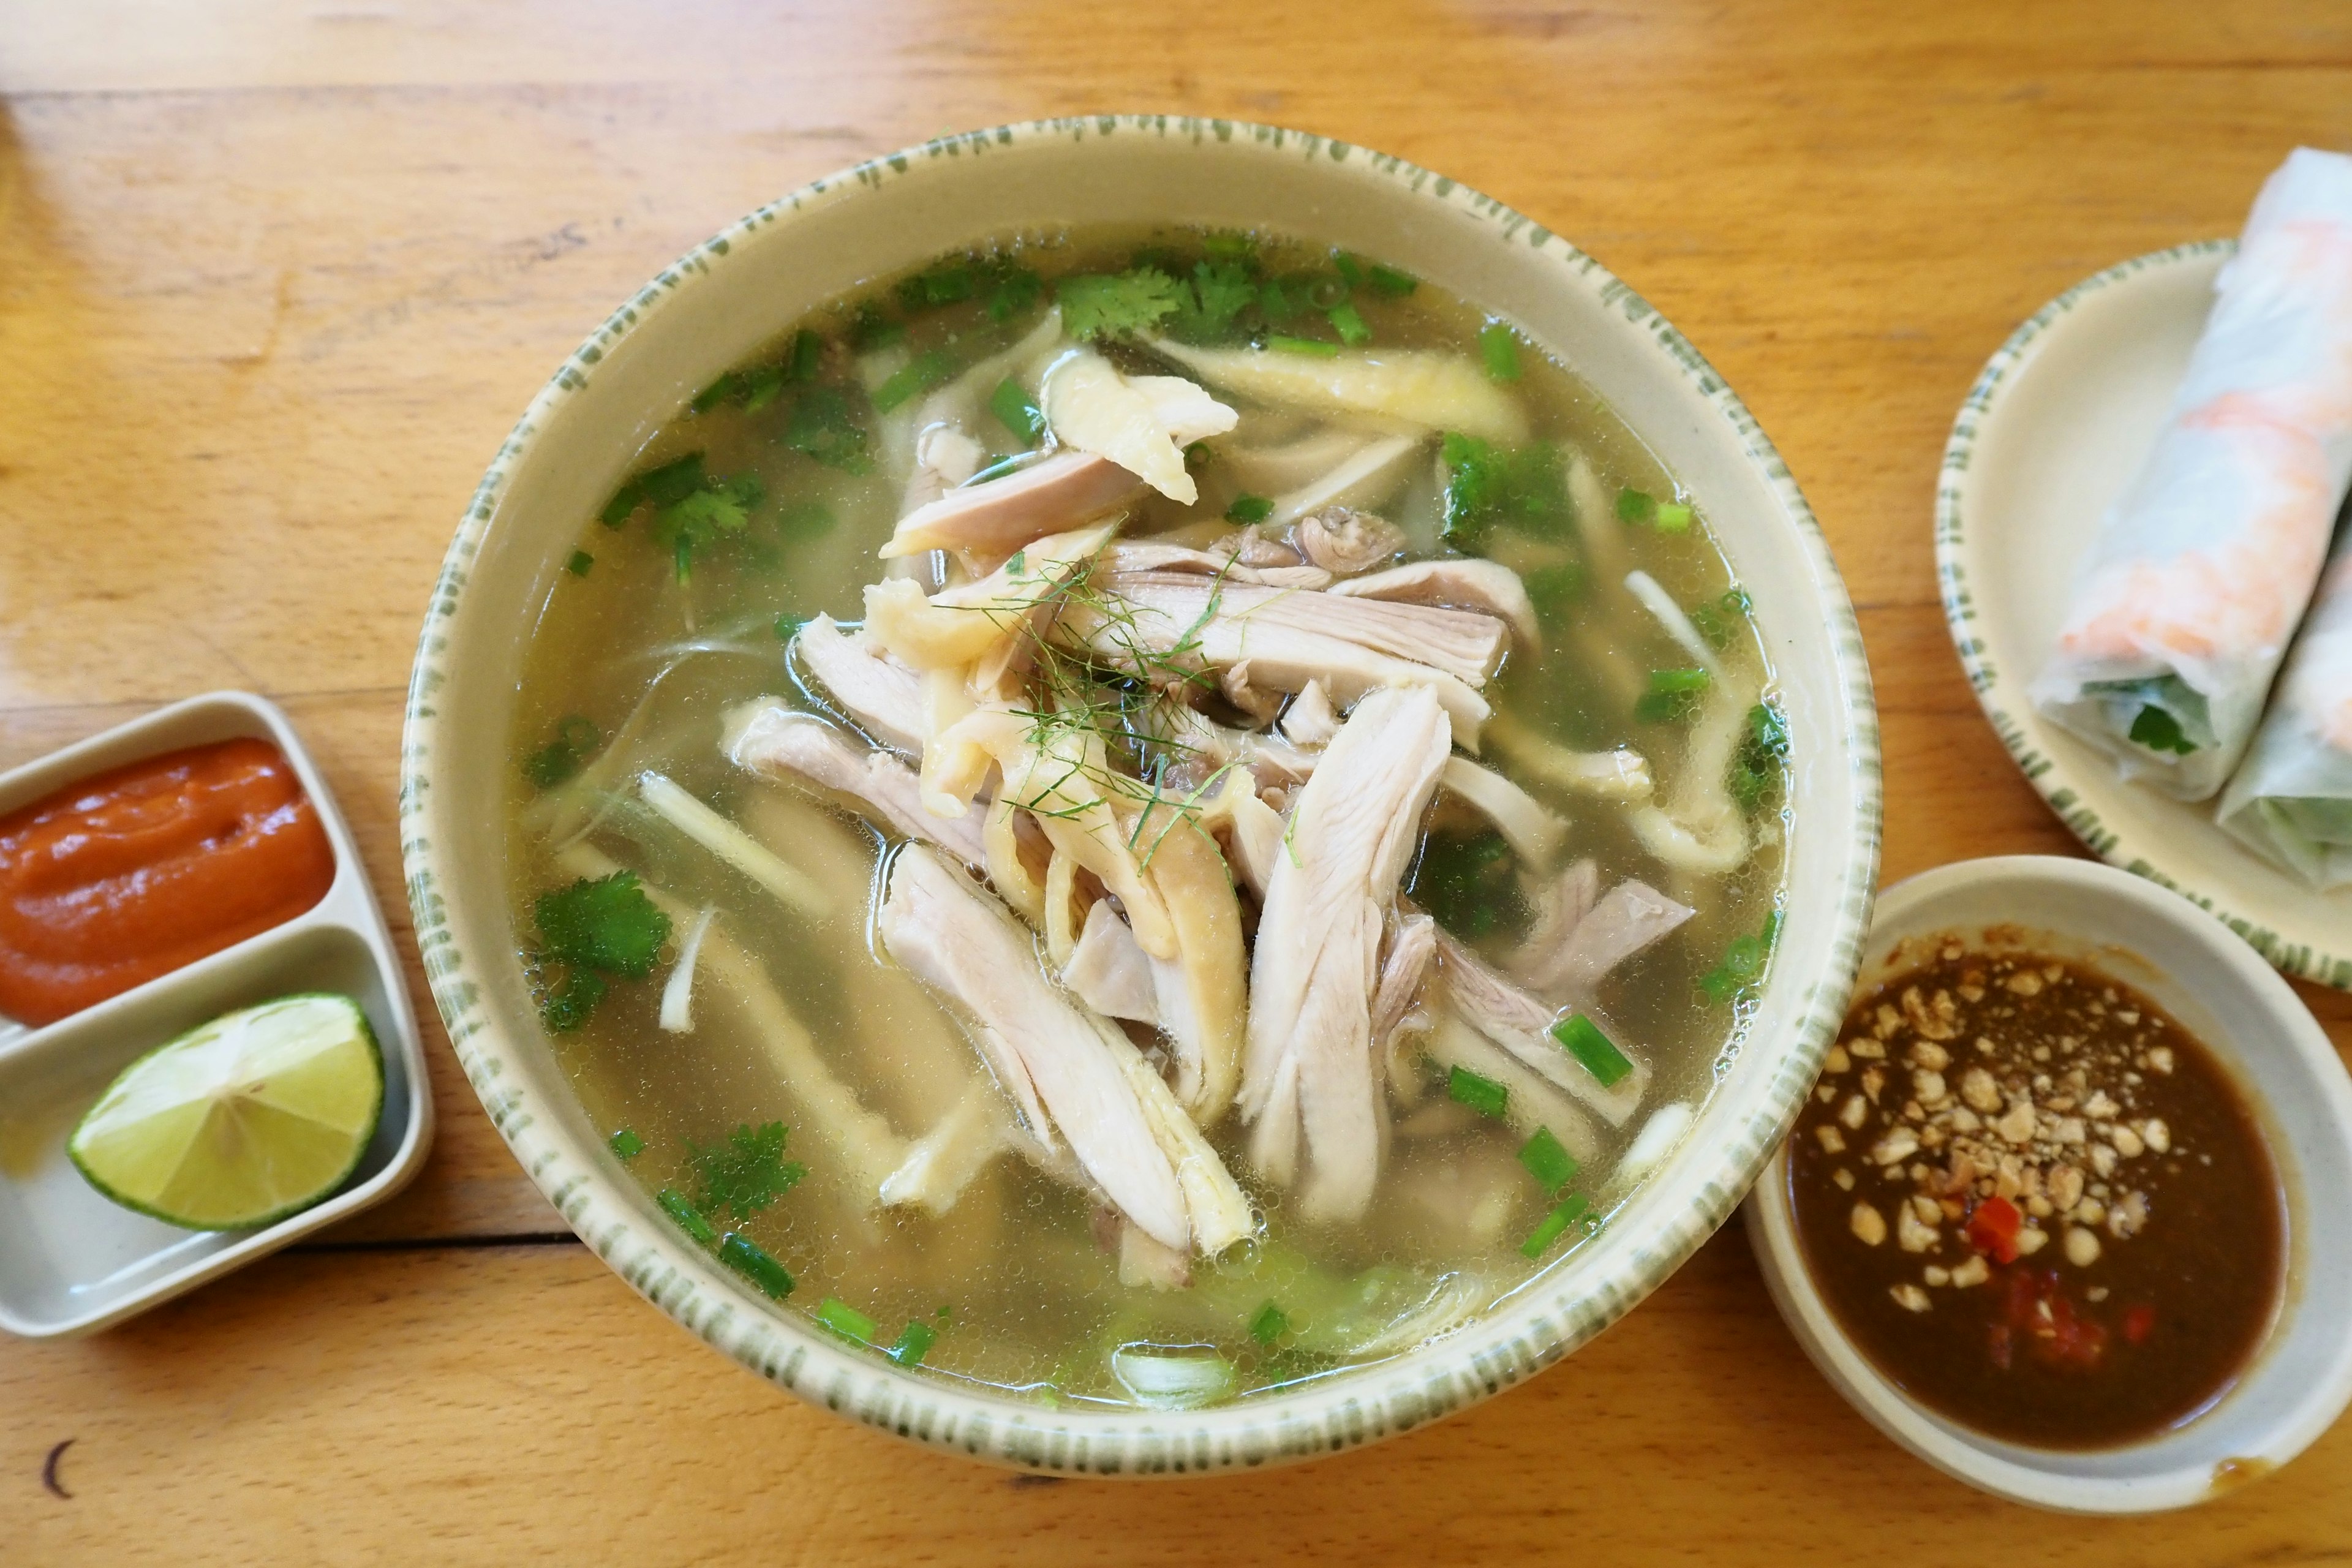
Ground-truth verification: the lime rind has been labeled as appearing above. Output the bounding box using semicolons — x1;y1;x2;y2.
68;993;386;1231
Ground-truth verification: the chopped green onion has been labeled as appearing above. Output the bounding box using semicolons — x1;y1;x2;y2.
690;373;742;414
739;366;786;413
1202;231;1256;262
816;1297;878;1344
1332;252;1365;287
1305;275;1349;310
2129;704;2197;756
1655;501;1694;532
1479;322;1520;382
1328;301;1371;346
673;533;695;584
850;304;905;352
599;479;644;527
1266;333;1340;358
787;329;823;382
719;1233;794;1298
987;377;1046;442
566;549;594;577
1448;1065;1511;1118
983;265;1042;323
1551;1014;1632;1088
774;612;806;643
1648;668;1713;695
889;1319;938;1366
1616;487;1656;524
1227;494;1275;524
1697;911;1783;1003
871;349;955;413
1248;1300;1291;1346
1368;263;1419;296
1521;1194;1592;1259
658;1188;715;1243
1517;1128;1578;1194
608;1128;644;1160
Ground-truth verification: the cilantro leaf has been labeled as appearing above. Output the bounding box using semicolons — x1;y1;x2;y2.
782;386;872;473
1058;268;1185;339
1167;260;1258;344
1441;431;1569;551
689;1121;805;1220
538;969;606;1033
535;872;672;978
1728;702;1789;811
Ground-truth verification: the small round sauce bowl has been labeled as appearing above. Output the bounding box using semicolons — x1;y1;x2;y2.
1745;854;2352;1512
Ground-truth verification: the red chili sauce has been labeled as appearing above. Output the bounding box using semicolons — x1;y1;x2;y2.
0;738;335;1025
1787;939;2284;1449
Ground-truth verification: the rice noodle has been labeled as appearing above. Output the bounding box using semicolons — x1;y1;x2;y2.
657;905;718;1033
637;770;831;918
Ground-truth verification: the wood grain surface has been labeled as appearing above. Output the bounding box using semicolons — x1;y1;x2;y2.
4;2;2350;1561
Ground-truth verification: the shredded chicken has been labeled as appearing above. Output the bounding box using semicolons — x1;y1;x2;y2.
791;615;928;753
723;699;986;868
1431;925;1649;1126
1240;685;1453;1220
881;449;1140;560
879;845;1214;1251
1332;559;1541;655
1512;878;1694;1000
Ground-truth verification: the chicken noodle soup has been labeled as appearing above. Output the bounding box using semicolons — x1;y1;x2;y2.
507;226;1787;1406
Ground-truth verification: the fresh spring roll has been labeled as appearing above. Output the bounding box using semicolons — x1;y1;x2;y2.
2030;148;2352;800
2216;515;2352;886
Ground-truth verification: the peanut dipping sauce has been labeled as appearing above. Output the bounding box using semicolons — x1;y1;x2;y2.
0;738;336;1025
1787;938;2284;1450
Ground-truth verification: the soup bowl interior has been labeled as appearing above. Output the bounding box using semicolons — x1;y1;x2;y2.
405;117;1880;1472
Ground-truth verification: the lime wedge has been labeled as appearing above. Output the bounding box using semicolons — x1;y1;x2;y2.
69;993;385;1231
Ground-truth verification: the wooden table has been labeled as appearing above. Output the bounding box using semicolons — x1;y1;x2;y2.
6;3;2350;1559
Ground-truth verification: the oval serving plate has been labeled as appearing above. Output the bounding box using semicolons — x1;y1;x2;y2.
1936;240;2352;992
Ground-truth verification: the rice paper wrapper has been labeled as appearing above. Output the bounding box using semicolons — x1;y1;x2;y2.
2032;147;2352;801
2217;525;2352;888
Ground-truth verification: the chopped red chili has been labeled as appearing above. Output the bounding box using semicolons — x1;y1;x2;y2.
2123;1305;2156;1347
1966;1194;2023;1264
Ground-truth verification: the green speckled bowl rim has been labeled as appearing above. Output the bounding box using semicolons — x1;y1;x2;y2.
403;115;1882;1474
1934;239;2352;992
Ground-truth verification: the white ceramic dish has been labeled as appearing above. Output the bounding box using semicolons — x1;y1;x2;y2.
1936;241;2352;991
402;116;1882;1472
1746;854;2352;1512
0;691;434;1338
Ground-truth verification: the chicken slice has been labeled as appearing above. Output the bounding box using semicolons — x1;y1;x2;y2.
1057;573;1495;748
878;845;1192;1251
1332;559;1542;656
1431;925;1649;1125
881;450;1142;560
1063;897;1159;1023
1133;798;1251;1125
1041;349;1237;505
723;700;986;868
791;615;929;753
1514;878;1695;1000
1240;684;1453;1221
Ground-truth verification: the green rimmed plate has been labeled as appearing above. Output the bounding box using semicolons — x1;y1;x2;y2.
1936;241;2352;991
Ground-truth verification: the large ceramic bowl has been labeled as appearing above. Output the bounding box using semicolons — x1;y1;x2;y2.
403;116;1882;1474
